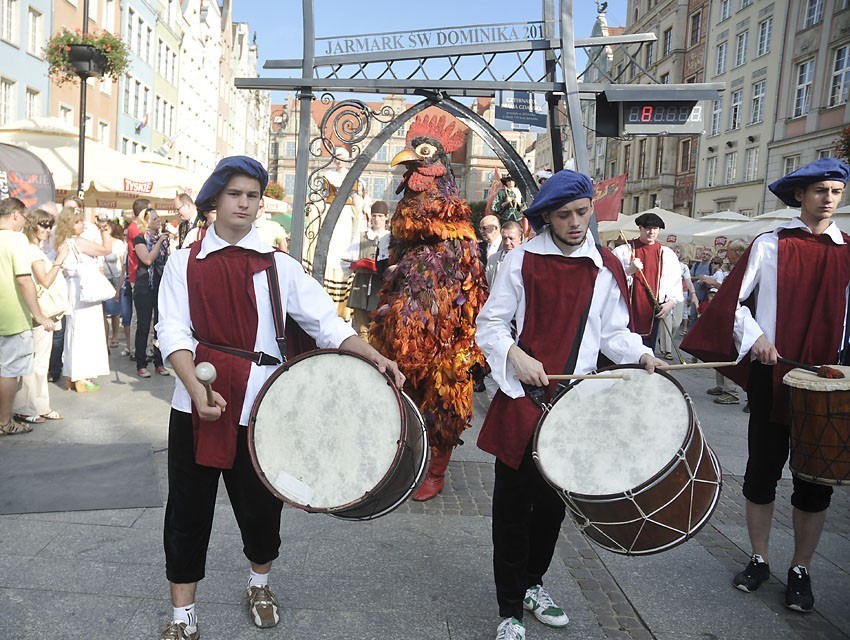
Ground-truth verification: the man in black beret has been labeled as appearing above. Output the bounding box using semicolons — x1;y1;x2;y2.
612;212;683;351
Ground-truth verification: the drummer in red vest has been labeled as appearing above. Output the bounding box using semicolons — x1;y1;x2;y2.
681;157;850;614
611;212;683;352
475;169;663;640
154;156;404;640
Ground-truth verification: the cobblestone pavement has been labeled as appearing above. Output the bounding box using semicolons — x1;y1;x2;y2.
399;460;850;640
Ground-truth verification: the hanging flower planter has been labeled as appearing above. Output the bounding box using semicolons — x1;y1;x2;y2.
45;29;131;86
67;44;108;79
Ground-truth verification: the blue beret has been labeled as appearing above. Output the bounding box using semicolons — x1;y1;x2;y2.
523;169;594;232
768;157;850;208
195;156;269;213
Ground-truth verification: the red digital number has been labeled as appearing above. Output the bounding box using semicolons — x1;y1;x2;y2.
641;106;653;122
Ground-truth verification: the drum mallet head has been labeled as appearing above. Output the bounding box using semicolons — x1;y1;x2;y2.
195;362;217;407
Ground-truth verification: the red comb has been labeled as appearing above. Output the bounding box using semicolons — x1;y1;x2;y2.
406;115;466;154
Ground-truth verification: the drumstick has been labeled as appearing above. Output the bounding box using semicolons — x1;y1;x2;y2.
657;361;737;371
194;362;217;407
546;373;629;380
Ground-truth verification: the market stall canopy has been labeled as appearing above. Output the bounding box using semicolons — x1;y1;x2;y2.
0;142;55;208
0;117;201;210
699;210;751;221
597;213;637;243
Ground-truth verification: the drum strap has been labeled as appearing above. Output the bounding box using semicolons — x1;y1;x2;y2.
190;254;289;367
520;296;593;412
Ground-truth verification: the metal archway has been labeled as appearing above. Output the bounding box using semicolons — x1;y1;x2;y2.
309;93;537;284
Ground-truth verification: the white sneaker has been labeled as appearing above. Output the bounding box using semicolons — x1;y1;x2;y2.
495;617;525;640
523;584;570;627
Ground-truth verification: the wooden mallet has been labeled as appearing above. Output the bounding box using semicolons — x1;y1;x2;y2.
194;362;217;407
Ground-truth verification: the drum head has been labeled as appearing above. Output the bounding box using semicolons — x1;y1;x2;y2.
535;368;690;496
250;350;402;510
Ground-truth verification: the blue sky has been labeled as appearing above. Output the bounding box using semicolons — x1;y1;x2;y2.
232;0;628;82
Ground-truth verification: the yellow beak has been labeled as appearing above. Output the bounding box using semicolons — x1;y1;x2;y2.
391;148;419;167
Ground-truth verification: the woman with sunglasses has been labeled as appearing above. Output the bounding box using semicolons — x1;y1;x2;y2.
55;206;113;392
11;210;69;422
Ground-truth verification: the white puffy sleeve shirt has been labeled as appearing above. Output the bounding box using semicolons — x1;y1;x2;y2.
157;224;356;425
475;230;652;399
731;217;846;362
610;242;683;305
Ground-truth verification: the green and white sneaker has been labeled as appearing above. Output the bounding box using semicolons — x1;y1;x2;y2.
523;584;570;627
495;617;525;640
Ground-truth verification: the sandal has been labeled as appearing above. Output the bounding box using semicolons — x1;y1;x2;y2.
13;414;45;424
41;410;64;420
0;419;34;436
109;341;119;348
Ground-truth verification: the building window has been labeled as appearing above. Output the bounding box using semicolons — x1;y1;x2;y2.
649;194;658;208
104;0;115;29
735;31;748;67
756;17;772;56
719;0;731;21
724;151;737;184
127;8;134;49
24;87;38;118
679;138;692;173
655;139;664;174
646;42;654;67
751;80;765;123
624;144;631;175
59;104;73;127
284;140;296;158
123;78;131;114
793;59;814;117
818;148;833;159
663;28;672;56
638;139;647;178
705;156;717;187
803;0;824;28
741;0;752;7
689;12;701;47
0;0;17;43
284;174;296;197
660;73;670;84
371;177;387;200
0;77;13;125
710;99;722;135
26;7;41;55
98;120;109;143
830;45;850;107
783;155;800;175
744;147;759;181
715;42;727;75
729;89;743;130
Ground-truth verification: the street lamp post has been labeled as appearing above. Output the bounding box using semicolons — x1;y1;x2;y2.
76;0;91;201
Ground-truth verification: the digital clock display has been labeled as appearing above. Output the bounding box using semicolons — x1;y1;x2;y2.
625;102;701;124
619;100;705;135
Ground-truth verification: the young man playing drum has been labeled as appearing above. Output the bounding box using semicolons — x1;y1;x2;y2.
475;169;663;640
682;157;850;613
155;156;404;640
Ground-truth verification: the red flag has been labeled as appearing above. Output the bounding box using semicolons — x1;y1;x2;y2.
593;174;627;222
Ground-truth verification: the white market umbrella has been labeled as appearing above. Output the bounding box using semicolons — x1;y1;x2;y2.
699;210;751;221
597;213;638;243
0;117;197;209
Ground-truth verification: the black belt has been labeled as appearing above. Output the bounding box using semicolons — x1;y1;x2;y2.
192;329;281;366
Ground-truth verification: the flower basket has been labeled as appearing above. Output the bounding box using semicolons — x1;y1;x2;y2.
67;45;108;78
45;29;131;86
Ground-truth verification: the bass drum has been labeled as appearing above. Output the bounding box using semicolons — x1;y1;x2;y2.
248;350;429;520
533;365;721;555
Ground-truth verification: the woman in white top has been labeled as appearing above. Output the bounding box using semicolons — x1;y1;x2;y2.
102;220;127;349
12;210;70;422
55;206;113;392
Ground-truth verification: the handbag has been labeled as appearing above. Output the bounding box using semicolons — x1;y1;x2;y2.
36;273;69;319
69;241;116;304
78;263;117;304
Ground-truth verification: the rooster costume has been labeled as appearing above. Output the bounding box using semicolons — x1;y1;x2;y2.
476;170;651;630
370;115;487;501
